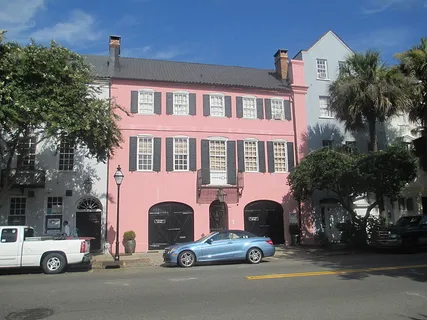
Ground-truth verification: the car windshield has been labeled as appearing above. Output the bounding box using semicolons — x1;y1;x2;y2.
195;232;216;243
395;216;421;227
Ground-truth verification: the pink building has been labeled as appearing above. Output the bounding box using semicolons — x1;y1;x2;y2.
86;36;309;253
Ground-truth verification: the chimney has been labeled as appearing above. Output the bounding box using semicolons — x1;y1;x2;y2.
274;49;288;80
109;35;121;70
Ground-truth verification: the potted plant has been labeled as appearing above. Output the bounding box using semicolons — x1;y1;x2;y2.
123;230;136;254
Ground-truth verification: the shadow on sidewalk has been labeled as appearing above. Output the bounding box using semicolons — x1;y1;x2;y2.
0;263;92;276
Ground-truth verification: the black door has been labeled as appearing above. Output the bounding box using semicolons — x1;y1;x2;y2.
244;201;284;244
148;202;194;250
76;212;102;252
209;200;228;232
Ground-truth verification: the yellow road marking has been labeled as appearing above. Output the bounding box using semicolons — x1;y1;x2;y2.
246;264;427;280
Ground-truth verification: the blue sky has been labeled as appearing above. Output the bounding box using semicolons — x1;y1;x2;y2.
1;0;426;69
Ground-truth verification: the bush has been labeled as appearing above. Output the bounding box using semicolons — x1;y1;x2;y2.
123;231;136;241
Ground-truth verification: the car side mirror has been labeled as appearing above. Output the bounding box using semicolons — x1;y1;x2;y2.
206;238;213;244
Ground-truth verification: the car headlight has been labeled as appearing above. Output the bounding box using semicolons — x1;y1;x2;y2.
169;248;177;253
390;234;398;239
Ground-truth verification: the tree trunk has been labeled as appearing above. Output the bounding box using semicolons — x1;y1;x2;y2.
367;117;377;152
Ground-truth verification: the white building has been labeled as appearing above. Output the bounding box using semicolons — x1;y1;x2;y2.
0;79;110;253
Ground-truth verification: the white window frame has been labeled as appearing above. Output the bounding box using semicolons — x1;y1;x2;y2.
207;137;228;185
137;135;154;172
173;136;189;171
8;197;26;226
137;89;155;115
58;138;75;171
272;139;288;173
271;98;285;120
242;96;257;119
209;93;225;117
338;61;345;74
316;59;329;80
173;91;190;116
319;96;333;118
244;138;259;172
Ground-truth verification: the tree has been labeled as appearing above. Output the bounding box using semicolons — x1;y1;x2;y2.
0;31;125;198
287;144;418;243
329;50;414;152
395;37;427;127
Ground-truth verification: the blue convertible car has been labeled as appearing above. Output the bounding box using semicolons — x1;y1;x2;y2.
163;230;276;267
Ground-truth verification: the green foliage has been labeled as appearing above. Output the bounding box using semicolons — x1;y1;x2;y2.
0;32;125;169
395;37;427;127
123;231;136;241
329;50;414;152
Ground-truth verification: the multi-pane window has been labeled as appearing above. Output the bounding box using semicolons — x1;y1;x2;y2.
273;142;287;173
173;92;189;115
137;137;153;171
271;99;284;120
46;197;63;234
59;139;75;171
138;90;154;114
209;140;226;171
8;197;26;226
244;141;258;172
338;61;346;74
322;140;333;149
174;137;189;171
17;137;36;170
47;197;63;213
242;97;256;119
316;59;328;79
210;94;225;117
319;96;333;118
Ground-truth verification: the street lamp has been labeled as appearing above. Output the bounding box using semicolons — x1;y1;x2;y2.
216;187;226;203
113;165;124;263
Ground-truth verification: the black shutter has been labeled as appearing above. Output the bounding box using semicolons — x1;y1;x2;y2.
189;93;196;115
225;96;232;118
237;140;245;172
154;92;162;115
166;138;174;172
236;97;243;118
129;136;137;171
256;98;264;119
189;138;196;171
265;99;272;120
201;139;210;184
227;141;236;185
287;142;295;171
284;100;292;121
267;141;275;173
203;94;210;116
153;138;161;172
166;92;173;115
258;141;266;173
131;91;138;113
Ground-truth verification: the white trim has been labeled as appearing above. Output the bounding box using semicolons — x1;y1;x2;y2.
207;136;228;141
270;98;285;120
243;140;259;172
136;134;153;137
138;88;155;93
316;59;329;81
137;136;154;172
243;137;259;142
173;135;190;139
272;139;288;143
137;89;155;115
209;92;225;97
270;97;284;101
242;96;257;119
242;95;256;99
173;136;189;171
272;140;288;173
8;196;27;226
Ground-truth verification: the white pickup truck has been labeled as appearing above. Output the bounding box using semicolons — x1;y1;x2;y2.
0;225;91;274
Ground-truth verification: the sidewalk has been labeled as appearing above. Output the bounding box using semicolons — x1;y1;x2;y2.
92;245;362;269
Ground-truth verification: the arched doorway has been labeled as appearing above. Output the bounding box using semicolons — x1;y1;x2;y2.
76;197;102;252
319;198;348;243
148;202;194;250
209;200;229;232
244;200;284;244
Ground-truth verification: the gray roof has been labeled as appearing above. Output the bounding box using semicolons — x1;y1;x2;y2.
83;55;290;91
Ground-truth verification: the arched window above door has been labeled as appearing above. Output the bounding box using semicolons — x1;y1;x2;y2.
77;197;102;212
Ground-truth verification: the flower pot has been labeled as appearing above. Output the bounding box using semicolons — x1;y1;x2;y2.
124;240;136;254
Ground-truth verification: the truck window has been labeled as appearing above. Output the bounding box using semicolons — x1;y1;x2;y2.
1;228;18;243
24;228;34;239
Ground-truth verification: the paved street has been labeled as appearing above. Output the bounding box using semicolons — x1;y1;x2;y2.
1;252;427;320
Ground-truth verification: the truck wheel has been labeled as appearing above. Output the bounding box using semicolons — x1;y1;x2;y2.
42;253;67;274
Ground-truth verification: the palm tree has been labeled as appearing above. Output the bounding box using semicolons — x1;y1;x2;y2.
395;37;427;128
328;50;414;152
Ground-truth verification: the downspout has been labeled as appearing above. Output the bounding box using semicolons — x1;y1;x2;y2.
105;77;112;252
290;92;303;245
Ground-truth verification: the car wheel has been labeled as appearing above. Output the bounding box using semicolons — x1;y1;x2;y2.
42;253;67;274
247;247;263;264
178;251;196;268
